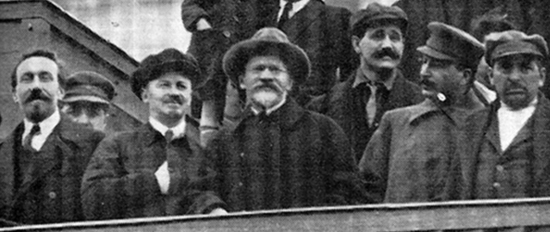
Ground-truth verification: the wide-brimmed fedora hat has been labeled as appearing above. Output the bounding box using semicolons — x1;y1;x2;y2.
131;48;201;99
222;27;310;85
63;71;115;104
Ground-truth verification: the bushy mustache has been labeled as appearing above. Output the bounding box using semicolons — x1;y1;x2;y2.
253;81;283;93
373;48;400;60
162;94;184;105
24;88;52;103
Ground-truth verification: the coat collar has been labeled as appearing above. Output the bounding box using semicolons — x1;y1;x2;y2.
139;116;201;147
236;98;305;131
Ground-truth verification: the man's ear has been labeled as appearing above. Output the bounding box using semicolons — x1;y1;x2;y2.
351;35;362;54
58;86;65;99
12;92;19;103
539;67;546;87
141;88;149;103
460;68;473;85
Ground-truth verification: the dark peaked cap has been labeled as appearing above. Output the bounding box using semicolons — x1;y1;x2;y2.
63;71;115;104
417;22;484;68
222;27;311;85
485;30;548;66
350;2;408;36
131;48;201;99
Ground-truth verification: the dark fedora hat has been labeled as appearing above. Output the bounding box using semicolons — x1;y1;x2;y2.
485;30;548;66
63;71;115;104
222;27;310;85
350;2;408;37
417;22;484;68
131;48;201;99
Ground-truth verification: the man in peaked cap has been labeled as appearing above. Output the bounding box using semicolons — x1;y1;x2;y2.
308;2;424;163
457;31;550;209
207;27;366;211
60;71;115;132
359;22;486;203
82;48;226;220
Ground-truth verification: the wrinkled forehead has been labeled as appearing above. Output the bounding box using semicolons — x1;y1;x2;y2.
16;56;59;78
493;53;541;66
246;55;287;68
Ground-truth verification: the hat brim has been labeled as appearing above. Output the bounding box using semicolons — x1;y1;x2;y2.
417;46;457;61
132;60;200;99
223;40;311;86
62;95;110;104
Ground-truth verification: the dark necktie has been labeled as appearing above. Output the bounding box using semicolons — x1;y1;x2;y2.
165;130;174;144
24;124;41;152
278;0;296;28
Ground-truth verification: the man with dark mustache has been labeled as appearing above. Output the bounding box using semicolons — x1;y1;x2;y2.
456;31;550;215
0;49;104;225
359;22;486;203
207;27;366;211
81;48;226;220
308;3;424;163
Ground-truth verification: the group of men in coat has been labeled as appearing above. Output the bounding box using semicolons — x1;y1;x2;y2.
2;1;550;228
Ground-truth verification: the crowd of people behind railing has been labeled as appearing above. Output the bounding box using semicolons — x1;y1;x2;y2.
1;0;549;231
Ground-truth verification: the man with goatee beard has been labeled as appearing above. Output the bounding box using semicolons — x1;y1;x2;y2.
207;27;366;212
0;49;104;226
81;48;226;220
307;3;424;164
359;22;486;203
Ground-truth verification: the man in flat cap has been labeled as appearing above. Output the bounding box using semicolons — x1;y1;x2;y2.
208;27;366;211
81;48;226;220
359;22;486;203
0;49;104;225
457;30;550;202
308;2;424;163
60;71;115;133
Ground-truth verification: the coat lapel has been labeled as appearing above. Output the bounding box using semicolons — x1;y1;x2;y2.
531;96;550;190
0;125;22;216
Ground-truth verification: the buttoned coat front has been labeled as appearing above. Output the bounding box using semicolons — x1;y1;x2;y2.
457;95;550;200
358;99;461;203
208;100;366;212
0;117;104;225
81;121;224;220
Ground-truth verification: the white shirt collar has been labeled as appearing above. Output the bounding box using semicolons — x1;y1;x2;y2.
250;97;287;116
22;109;61;150
149;117;186;140
278;0;310;21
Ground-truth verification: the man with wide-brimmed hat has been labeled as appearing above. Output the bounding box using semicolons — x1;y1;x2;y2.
457;30;550;204
207;27;366;211
82;48;226;220
308;2;424;163
60;71;115;133
359;22;486;203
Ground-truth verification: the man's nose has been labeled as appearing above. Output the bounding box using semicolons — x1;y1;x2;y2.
380;35;392;48
508;68;523;82
258;69;275;80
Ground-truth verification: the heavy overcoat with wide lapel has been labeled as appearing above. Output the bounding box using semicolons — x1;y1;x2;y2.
81;120;224;220
208;99;367;211
0;116;104;225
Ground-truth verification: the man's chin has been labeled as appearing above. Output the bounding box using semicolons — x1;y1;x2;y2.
251;92;283;109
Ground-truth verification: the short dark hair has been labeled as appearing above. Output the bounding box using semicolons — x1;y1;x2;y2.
470;7;516;42
10;49;67;91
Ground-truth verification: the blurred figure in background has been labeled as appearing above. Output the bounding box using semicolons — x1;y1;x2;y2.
60;71;115;132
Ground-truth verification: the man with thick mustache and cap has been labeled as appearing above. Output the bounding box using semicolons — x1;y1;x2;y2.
81;48;226;220
308;3;424;163
457;31;550;206
207;27;366;211
359;22;486;203
60;71;116;133
0;49;104;225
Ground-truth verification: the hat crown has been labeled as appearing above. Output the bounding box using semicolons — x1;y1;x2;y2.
140;48;189;68
485;30;548;65
250;27;292;44
351;2;408;36
418;22;484;67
